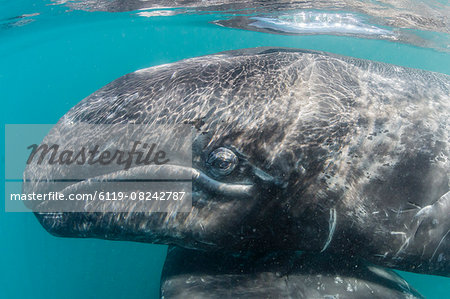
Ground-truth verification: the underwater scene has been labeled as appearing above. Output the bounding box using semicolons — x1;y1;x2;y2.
1;1;449;298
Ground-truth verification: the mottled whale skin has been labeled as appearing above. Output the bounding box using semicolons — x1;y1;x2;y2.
24;48;450;276
161;246;424;299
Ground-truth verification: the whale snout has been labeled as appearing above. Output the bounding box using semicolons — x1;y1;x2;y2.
25;158;268;250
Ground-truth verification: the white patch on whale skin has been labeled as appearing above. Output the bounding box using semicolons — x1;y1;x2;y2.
431;229;450;262
367;266;399;283
321;208;337;252
391;231;407;237
249;12;392;37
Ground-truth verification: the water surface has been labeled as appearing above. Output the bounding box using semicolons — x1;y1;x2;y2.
1;1;449;298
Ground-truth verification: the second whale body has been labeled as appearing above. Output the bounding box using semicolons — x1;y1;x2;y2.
161;246;424;299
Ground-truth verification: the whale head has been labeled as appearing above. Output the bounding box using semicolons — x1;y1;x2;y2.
24;48;343;252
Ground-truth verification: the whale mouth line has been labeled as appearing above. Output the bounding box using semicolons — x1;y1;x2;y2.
33;164;254;202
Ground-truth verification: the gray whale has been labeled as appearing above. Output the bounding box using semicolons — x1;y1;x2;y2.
161;246;424;298
24;48;450;276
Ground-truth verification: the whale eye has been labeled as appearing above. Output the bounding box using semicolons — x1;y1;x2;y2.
206;147;238;177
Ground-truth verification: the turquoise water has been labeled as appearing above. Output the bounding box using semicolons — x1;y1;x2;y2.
1;1;449;298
